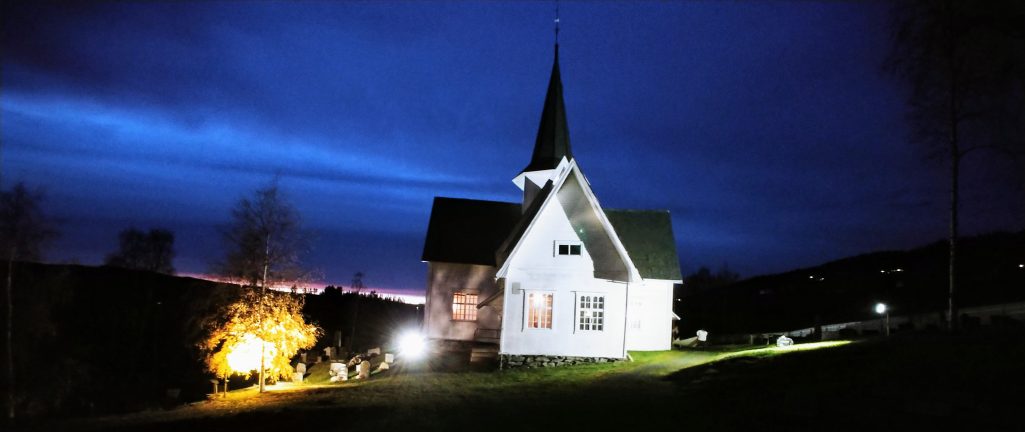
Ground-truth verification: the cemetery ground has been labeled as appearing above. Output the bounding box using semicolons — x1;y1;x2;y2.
49;327;1024;432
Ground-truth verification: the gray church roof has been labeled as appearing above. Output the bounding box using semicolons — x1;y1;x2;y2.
421;197;521;266
604;209;682;281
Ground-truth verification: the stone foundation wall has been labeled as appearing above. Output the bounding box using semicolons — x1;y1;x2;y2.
499;354;626;369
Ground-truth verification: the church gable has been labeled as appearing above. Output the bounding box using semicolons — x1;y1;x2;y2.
556;170;632;281
497;161;638;283
501;182;596;275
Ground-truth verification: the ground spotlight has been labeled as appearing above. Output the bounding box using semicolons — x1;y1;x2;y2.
398;330;427;360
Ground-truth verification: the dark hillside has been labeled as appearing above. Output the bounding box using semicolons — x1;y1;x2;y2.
1;263;234;418
0;263;419;419
678;231;1025;335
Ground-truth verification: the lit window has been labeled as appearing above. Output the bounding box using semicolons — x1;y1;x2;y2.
577;295;605;331
526;292;553;329
452;292;478;321
556;241;582;256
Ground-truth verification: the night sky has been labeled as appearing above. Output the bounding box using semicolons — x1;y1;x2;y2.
3;2;1022;297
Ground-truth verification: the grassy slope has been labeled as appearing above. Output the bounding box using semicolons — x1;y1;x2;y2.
667;329;1025;431
51;329;1024;432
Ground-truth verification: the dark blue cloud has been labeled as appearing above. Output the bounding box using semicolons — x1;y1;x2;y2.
2;2;1021;292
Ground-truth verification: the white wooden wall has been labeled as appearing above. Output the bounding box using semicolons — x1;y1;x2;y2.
624;279;675;351
499;196;629;358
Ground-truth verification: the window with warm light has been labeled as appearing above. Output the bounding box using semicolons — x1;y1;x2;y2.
526;292;554;329
577;294;605;331
452;292;478;321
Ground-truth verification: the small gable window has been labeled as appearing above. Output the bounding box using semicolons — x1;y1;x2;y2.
452;292;478;321
556;241;582;256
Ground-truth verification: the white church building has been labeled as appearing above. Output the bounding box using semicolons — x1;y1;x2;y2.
421;45;681;366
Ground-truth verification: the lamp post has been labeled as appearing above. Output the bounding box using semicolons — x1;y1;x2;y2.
875;302;889;337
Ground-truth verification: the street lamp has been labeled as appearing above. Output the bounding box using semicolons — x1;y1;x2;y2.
875;302;890;336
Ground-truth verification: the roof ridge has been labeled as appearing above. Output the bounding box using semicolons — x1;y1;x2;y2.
604;208;672;213
433;196;519;206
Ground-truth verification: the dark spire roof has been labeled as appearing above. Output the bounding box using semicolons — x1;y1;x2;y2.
521;44;572;173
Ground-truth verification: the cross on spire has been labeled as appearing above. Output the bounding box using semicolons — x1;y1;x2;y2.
554;0;560;44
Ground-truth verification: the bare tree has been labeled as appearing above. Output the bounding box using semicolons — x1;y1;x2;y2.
1;183;57;420
885;0;1025;330
217;182;313;392
105;228;176;274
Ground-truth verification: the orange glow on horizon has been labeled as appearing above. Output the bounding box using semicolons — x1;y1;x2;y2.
179;272;426;304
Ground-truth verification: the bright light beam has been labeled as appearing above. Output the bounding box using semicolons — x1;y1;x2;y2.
398;331;426;361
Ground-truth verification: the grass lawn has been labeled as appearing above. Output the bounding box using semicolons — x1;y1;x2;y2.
45;328;1024;431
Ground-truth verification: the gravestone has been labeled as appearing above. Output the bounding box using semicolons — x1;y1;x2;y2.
292;372;303;382
359;360;371;379
776;335;793;347
329;362;347;382
295;363;307;375
376;362;389;371
329;362;344;376
696;330;708;342
384;353;394;364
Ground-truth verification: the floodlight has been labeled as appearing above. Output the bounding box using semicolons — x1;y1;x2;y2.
398;331;426;360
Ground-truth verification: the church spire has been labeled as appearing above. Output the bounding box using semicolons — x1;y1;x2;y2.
520;44;572;174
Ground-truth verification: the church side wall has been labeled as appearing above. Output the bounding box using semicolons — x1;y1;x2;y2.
625;279;675;351
424;262;500;342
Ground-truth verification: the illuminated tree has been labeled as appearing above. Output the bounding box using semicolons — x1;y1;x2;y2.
201;289;319;382
1;182;57;420
215;182;316;391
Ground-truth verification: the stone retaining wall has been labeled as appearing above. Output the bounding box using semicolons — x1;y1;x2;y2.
499;354;626;369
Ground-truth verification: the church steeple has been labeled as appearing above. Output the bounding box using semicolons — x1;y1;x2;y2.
521;44;573;174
